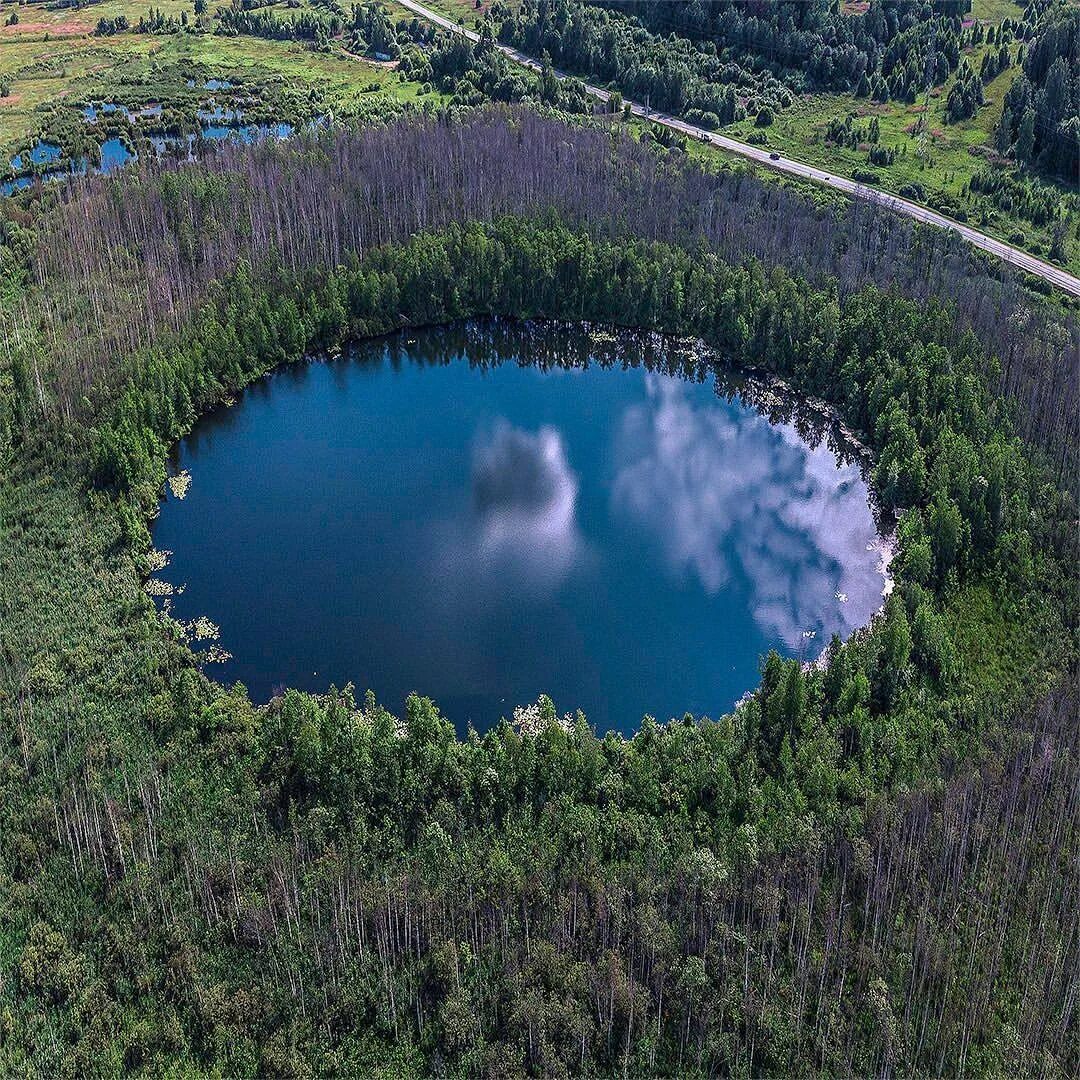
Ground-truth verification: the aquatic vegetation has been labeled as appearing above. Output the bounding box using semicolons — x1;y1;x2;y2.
146;547;172;572
167;469;191;499
190;615;220;641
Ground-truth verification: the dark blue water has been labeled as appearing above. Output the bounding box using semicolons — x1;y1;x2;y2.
151;324;889;734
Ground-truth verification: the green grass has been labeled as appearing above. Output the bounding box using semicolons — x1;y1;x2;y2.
0;36;150;149
150;32;440;108
391;0;495;25
971;0;1026;25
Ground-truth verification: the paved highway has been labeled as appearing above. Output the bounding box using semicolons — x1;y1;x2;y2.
395;0;1080;298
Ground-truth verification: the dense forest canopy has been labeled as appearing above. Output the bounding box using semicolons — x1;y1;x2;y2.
0;109;1077;1074
497;0;983;120
997;5;1080;178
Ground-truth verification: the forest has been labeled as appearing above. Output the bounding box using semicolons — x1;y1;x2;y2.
0;108;1077;1074
9;112;1077;473
2;0;1076;271
996;4;1079;178
500;0;978;119
479;0;1080;267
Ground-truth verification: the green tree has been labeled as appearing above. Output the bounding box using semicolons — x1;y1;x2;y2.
1015;106;1036;163
929;491;966;581
875;594;912;709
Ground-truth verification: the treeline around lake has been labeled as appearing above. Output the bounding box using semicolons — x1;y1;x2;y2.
0;108;1077;1075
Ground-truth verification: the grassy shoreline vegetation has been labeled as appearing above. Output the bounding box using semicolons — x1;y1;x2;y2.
0;109;1077;1073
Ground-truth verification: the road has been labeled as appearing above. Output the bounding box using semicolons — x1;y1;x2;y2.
395;0;1080;298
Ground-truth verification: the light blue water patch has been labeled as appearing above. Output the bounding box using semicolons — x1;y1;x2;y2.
2;158;85;194
6;113;297;196
11;141;61;171
149;133;199;159
198;123;292;144
99;138;134;172
31;142;61;165
85;102;130;121
0;175;33;196
199;125;235;142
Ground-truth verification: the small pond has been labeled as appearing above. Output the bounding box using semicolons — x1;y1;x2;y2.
151;323;890;734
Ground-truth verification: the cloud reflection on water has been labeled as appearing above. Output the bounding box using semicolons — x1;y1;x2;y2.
471;420;584;588
434;419;586;601
612;374;887;650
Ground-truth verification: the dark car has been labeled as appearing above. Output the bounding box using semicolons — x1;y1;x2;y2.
769;151;781;160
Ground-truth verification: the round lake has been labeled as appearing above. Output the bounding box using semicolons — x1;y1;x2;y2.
152;323;890;734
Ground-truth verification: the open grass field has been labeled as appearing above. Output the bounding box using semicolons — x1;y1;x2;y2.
0;31;151;149
971;0;1026;25
396;0;499;25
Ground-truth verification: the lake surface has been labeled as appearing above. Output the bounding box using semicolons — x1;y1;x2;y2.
152;323;890;734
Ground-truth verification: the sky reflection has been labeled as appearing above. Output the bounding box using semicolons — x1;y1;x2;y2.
467;420;586;591
427;419;589;605
612;374;888;649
